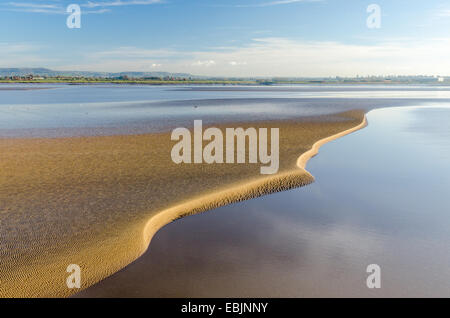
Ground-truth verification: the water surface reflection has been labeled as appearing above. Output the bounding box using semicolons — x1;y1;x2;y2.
77;106;450;297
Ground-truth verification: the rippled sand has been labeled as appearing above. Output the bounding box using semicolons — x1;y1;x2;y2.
0;110;365;297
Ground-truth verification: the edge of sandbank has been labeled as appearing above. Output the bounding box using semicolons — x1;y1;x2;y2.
71;113;368;297
139;114;368;265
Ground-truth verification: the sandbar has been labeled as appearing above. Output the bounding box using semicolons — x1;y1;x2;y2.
0;110;365;297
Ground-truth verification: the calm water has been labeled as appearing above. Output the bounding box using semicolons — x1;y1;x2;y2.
77;105;450;297
2;84;450;137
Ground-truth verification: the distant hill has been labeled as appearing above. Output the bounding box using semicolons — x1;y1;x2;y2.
0;68;195;79
1;68;447;84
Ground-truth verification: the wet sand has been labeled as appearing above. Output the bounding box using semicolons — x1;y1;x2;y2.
74;106;450;298
0;110;365;297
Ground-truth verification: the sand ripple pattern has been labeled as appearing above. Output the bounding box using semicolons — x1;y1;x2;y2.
0;110;365;297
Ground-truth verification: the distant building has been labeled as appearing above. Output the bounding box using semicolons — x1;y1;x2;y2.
438;77;445;82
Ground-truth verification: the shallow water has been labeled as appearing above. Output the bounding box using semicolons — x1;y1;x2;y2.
1;84;450;137
77;105;450;297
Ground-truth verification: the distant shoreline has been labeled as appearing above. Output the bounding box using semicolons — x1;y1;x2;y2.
0;86;52;90
1;80;449;86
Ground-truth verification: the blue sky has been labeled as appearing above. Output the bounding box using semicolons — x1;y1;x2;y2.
1;0;450;76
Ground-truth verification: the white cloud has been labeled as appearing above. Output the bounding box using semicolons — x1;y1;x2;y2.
1;0;160;14
0;43;51;67
437;9;450;17
82;0;162;8
8;2;59;9
192;60;216;67
3;1;64;14
236;0;322;8
88;47;177;59
50;37;450;77
229;61;247;66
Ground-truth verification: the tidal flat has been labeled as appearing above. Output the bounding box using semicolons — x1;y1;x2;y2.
78;106;450;298
1;84;450;297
